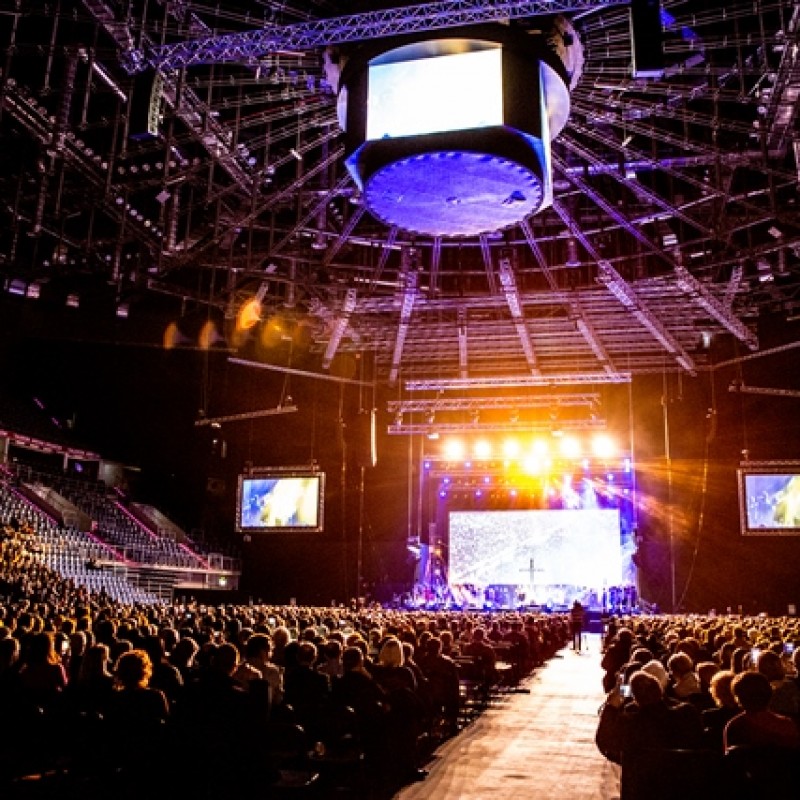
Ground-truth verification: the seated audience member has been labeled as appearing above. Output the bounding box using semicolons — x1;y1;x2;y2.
109;649;169;727
331;645;388;745
640;659;670;694
464;627;497;685
596;671;705;765
371;637;418;694
270;625;291;668
731;646;750;674
0;635;20;693
630;647;655;666
317;639;344;681
702;670;740;751
667;652;702;702
169;636;199;683
694;661;719;710
18;631;68;709
234;632;283;708
601;627;634;692
141;634;183;705
724;671;800;752
66;643;115;715
283;640;330;717
371;637;427;784
757;649;800;719
418;636;460;730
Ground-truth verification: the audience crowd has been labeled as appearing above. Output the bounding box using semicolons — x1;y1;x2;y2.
1;515;569;798
6;488;800;798
595;614;800;798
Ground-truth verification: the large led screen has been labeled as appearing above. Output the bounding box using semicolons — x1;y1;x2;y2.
739;468;800;535
236;473;324;533
366;46;503;141
448;509;622;589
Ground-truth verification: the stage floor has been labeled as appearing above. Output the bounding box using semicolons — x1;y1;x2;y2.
397;633;620;800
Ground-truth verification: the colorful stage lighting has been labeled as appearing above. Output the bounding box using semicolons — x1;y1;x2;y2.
532;439;550;457
559;435;581;459
502;439;521;459
474;440;492;459
522;455;542;475
592;433;616;459
443;438;465;460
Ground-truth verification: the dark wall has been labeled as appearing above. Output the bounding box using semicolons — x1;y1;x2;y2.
632;320;800;615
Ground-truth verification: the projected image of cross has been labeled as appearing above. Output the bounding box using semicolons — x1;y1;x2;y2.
520;557;545;601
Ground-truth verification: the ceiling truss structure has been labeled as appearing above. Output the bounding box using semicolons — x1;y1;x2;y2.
2;0;800;415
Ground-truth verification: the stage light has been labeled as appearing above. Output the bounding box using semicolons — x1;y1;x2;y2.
582;458;591;471
443;439;465;460
483;476;491;484
559;435;581;459
163;321;190;350
623;457;632;473
592;433;616;459
199;320;225;350
522;455;542;476
237;283;269;332
474;440;492;459
237;298;262;330
532;439;549;457
502;439;521;459
424;461;431;470
439;490;447;499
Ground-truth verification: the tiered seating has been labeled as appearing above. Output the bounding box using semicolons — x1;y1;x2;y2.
18;467;207;569
0;481;160;605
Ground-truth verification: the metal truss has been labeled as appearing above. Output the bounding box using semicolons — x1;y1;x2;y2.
132;0;627;72
405;374;631;391
194;405;298;426
387;417;608;435
388;393;601;413
3;0;799;394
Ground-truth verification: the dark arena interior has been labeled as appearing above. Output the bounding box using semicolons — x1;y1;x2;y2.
1;0;800;797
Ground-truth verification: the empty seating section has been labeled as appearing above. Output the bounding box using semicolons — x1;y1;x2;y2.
0;481;160;605
13;465;207;569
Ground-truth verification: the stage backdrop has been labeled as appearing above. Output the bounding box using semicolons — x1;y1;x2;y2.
448;509;627;603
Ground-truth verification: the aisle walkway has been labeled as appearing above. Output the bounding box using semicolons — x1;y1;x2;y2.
397;635;620;800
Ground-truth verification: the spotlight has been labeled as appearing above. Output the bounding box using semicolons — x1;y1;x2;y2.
592;434;616;459
474;440;492;460
443;439;465;460
503;439;521;459
559;435;581;458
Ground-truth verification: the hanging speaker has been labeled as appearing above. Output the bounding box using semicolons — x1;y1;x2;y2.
630;0;664;79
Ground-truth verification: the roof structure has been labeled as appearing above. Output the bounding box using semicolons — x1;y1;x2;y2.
1;0;799;398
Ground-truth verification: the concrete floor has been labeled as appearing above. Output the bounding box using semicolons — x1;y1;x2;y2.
397;634;621;800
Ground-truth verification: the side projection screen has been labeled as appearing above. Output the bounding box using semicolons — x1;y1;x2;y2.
236;472;325;533
739;466;800;535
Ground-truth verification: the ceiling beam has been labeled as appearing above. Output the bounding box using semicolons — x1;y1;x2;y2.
131;0;627;72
